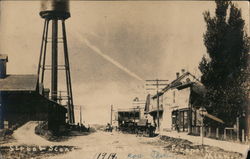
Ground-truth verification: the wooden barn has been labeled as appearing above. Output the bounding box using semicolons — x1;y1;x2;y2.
0;54;67;131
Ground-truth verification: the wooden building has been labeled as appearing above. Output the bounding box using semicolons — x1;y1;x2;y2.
145;71;206;134
0;54;67;130
117;107;142;126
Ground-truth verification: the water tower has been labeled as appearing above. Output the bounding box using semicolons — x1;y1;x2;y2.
37;0;75;124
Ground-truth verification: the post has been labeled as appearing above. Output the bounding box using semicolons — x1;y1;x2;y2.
199;107;206;145
247;100;250;143
230;129;233;140
188;108;192;134
156;79;160;131
216;127;219;139
201;117;204;145
242;129;245;143
224;129;227;140
237;117;240;142
133;108;136;123
208;127;211;137
110;105;113;126
80;106;82;125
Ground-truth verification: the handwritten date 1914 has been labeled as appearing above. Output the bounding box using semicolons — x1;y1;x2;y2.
94;152;117;159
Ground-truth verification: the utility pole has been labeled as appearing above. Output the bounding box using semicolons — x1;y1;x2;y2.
110;105;113;126
133;108;136;123
80;105;82;125
146;79;168;132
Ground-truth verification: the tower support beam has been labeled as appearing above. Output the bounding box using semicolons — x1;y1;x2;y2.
51;19;58;102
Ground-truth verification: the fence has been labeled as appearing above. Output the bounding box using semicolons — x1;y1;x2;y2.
191;126;249;144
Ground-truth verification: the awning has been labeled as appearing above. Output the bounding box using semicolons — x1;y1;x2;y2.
204;112;224;124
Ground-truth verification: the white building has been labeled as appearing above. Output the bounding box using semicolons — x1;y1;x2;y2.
146;70;205;134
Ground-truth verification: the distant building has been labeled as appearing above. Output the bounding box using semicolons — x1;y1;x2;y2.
0;54;67;130
116;107;144;126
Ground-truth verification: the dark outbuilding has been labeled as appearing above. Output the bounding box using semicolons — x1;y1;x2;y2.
0;54;67;130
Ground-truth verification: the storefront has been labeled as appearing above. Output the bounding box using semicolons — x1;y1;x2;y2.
172;108;190;132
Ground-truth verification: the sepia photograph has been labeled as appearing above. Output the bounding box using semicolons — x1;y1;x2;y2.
0;0;249;158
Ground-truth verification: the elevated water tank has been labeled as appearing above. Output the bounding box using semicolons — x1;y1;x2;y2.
40;0;70;20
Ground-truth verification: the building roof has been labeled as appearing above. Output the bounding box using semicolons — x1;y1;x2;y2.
170;72;190;86
151;71;203;99
0;54;8;61
163;71;201;91
117;108;141;113
0;74;38;91
151;72;191;99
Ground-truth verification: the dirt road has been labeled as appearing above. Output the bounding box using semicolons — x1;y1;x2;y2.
46;131;182;159
1;122;180;159
0;122;244;159
11;121;53;146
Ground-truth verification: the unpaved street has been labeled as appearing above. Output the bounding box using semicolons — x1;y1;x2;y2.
46;131;184;159
0;122;243;159
1;122;181;159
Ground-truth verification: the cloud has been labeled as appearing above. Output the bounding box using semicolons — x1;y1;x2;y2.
73;32;144;82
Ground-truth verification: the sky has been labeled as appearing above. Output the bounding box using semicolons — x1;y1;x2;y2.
0;0;249;125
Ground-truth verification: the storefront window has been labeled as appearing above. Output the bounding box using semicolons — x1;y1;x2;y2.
172;109;189;132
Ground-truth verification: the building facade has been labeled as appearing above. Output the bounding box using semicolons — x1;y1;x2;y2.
146;71;205;134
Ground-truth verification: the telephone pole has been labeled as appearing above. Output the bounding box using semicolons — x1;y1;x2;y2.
146;79;168;131
110;105;113;126
80;105;82;125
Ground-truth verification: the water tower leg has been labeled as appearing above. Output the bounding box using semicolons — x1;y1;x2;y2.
51;19;58;102
62;20;75;124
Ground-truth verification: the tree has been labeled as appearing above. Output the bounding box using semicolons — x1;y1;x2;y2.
199;0;250;127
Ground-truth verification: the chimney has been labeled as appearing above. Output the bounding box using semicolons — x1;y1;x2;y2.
176;72;180;79
181;69;185;74
0;54;8;78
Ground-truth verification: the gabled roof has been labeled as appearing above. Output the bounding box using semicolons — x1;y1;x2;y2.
171;72;190;86
151;71;203;99
163;71;201;92
0;74;38;91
